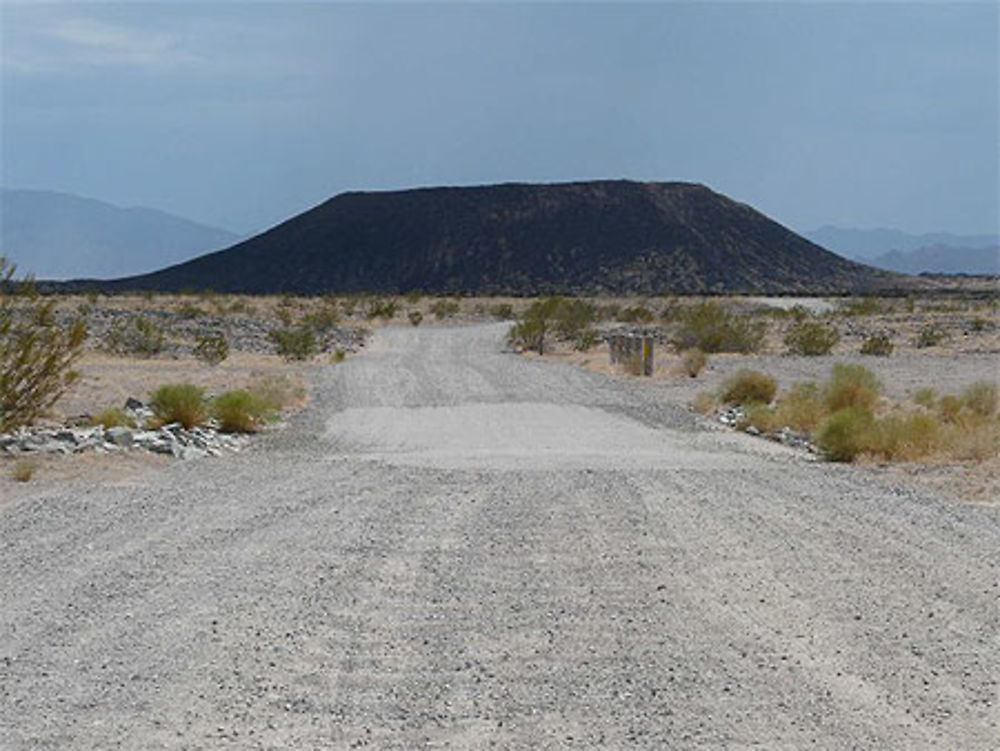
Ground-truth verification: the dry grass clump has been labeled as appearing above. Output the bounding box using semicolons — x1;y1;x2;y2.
247;373;306;412
212;390;273;433
823;364;882;412
773;382;826;433
720;370;777;406
692;391;718;415
680;348;707;378
11;458;38;482
92;407;136;429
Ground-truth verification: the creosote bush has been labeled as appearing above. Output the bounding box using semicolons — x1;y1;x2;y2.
149;384;206;429
269;325;317;361
815;407;876;462
672;302;766;354
408;310;424;326
720;370;777;406
962;381;997;418
860;333;894;357
1;258;86;431
103;314;165;357
429;299;461;320
508;297;597;354
193;332;230;366
783;320;840;356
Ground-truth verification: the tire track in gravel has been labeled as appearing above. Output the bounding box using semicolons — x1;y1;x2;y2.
1;323;998;749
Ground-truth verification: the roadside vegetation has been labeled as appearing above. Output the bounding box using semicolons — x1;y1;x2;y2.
700;363;998;464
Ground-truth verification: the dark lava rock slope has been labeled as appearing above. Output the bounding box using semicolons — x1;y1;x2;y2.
107;181;901;295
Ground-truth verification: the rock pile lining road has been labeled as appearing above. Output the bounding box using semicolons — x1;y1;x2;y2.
1;399;250;460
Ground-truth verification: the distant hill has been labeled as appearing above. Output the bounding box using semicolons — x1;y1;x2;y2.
104;180;901;295
0;188;240;280
804;226;999;262
868;244;999;275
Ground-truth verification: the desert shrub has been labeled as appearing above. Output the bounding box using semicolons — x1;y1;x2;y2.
837;297;888;317
915;324;945;348
823;364;881;413
912;387;937;408
773;382;825;433
741;402;778;433
490;303;515;320
212;389;273;433
176;303;205;319
968;317;991;333
12;458;37;482
814;407;876;462
692;391;718;415
937;394;964;423
331;349;346;363
404;290;423;304
860;333;894;357
429;299;460;320
866;412;940;461
149;384;206;429
364;297;398;320
680;348;708;378
0;259;86;431
720;370;777;406
616;305;654;324
92;408;136;429
193;332;229;365
783;320;840;356
301;305;340;333
103;314;165;356
408;310;424;326
672;302;766;354
962;381;998;418
508;297;596;354
269;325;317;361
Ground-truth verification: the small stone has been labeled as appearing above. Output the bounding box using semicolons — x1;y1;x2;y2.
105;427;134;447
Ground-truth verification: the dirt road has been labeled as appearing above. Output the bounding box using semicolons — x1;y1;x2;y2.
2;324;998;748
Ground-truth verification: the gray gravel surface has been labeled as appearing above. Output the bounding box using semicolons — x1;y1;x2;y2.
2;323;998;749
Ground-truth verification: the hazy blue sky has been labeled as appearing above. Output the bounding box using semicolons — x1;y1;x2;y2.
2;1;997;237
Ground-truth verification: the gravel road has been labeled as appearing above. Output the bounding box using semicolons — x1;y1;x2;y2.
2;324;998;749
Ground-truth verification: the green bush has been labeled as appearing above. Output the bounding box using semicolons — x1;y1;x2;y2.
0;259;86;431
783;320;840;355
507;297;596;354
962;381;998;418
672;302;766;354
212;389;273;433
860;333;894;357
815;407;875;462
720;370;777;406
866;412;940;461
150;384;206;429
489;303;515;320
103;314;165;357
429;299;461;320
824;364;882;412
193;332;229;365
269;325;317;361
408;310;424;326
364;297;398;320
